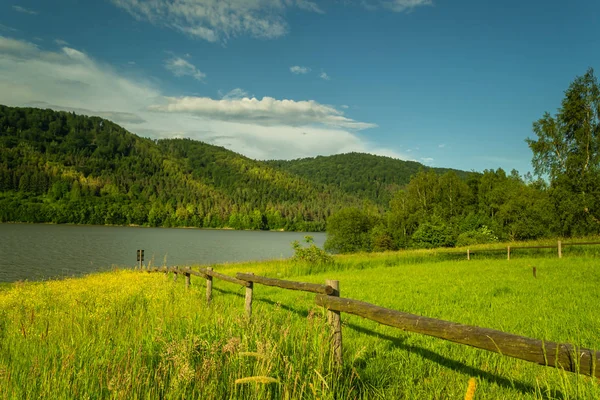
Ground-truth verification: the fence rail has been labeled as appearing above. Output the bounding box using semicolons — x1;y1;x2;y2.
142;251;600;381
315;295;600;378
236;273;335;295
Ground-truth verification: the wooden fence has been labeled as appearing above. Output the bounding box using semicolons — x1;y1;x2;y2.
462;240;600;260
144;264;600;379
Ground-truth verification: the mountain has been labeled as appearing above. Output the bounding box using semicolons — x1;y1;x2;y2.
266;153;470;206
0;105;372;231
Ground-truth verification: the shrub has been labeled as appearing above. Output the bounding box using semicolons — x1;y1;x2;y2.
456;226;499;246
371;225;395;252
324;207;376;254
411;222;455;248
291;236;334;265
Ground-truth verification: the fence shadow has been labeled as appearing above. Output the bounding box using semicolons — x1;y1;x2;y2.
213;286;311;318
344;322;565;400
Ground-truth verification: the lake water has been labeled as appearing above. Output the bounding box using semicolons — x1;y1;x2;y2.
0;224;326;282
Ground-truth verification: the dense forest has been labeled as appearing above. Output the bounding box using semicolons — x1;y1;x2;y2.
0;105;379;231
2;68;598;244
267;153;469;206
325;68;600;252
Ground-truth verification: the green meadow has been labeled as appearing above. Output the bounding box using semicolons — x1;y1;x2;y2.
1;248;600;399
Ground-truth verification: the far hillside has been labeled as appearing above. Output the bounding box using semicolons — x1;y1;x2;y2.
267;153;470;206
0;105;372;231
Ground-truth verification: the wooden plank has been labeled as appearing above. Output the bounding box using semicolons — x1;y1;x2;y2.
236;273;335;295
245;274;254;321
206;267;213;304
558;240;562;258
467;248;506;253
326;280;342;366
179;267;208;279
198;268;251;287
315;295;600;378
563;241;600;246
510;245;557;250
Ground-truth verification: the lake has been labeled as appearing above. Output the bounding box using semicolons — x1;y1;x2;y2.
0;224;326;282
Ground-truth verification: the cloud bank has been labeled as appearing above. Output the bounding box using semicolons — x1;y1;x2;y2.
0;36;409;161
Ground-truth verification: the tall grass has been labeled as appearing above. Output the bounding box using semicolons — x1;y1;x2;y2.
1;250;600;398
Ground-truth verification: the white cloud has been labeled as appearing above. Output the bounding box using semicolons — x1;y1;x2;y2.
340;105;349;109
110;0;323;43
290;65;310;74
421;157;434;164
319;71;330;80
109;0;429;43
165;57;206;81
0;36;159;121
0;24;18;32
295;0;325;14
438;143;445;148
148;96;377;130
0;36;413;161
221;88;250;100
364;0;433;12
12;5;37;15
54;39;69;46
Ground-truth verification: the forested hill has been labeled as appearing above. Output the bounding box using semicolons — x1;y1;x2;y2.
0;105;374;231
267;153;469;206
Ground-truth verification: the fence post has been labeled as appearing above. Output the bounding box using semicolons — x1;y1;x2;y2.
326;279;343;367
206;267;213;304
467;249;470;261
558;240;562;259
533;267;537;278
173;267;178;282
245;273;254;321
507;246;511;261
185;270;191;289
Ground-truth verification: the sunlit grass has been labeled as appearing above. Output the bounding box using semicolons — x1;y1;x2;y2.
1;248;600;398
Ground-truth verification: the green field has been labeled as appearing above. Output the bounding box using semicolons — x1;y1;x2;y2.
1;251;599;399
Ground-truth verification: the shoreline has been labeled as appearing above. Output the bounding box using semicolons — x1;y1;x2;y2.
0;221;320;233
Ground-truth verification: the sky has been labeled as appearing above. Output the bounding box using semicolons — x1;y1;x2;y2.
0;0;599;174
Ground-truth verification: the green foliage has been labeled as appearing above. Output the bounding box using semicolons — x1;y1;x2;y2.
267;153;469;207
291;235;334;265
527;68;600;235
0;105;369;231
410;219;455;248
456;226;499;247
370;224;395;252
324;208;377;253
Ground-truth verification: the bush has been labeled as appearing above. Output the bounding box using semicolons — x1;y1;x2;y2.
371;225;395;252
411;222;455;248
456;226;498;246
291;236;334;265
324;207;376;254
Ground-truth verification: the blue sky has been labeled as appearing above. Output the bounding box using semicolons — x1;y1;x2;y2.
1;0;599;174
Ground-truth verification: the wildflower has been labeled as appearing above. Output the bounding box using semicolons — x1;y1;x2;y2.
464;377;476;400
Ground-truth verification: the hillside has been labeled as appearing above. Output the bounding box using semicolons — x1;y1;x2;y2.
267;153;469;206
0;105;372;231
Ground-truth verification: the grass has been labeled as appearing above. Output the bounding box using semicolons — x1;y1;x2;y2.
1;248;600;398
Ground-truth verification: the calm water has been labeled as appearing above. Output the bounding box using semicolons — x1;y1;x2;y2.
0;224;326;282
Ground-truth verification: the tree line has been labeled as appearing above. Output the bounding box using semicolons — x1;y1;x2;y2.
0;105;368;231
325;68;600;252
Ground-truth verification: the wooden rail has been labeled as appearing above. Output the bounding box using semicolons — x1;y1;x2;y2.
315;295;600;378
199;267;250;287
236;273;335;295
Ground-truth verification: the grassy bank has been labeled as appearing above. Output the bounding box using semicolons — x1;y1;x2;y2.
1;252;600;398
